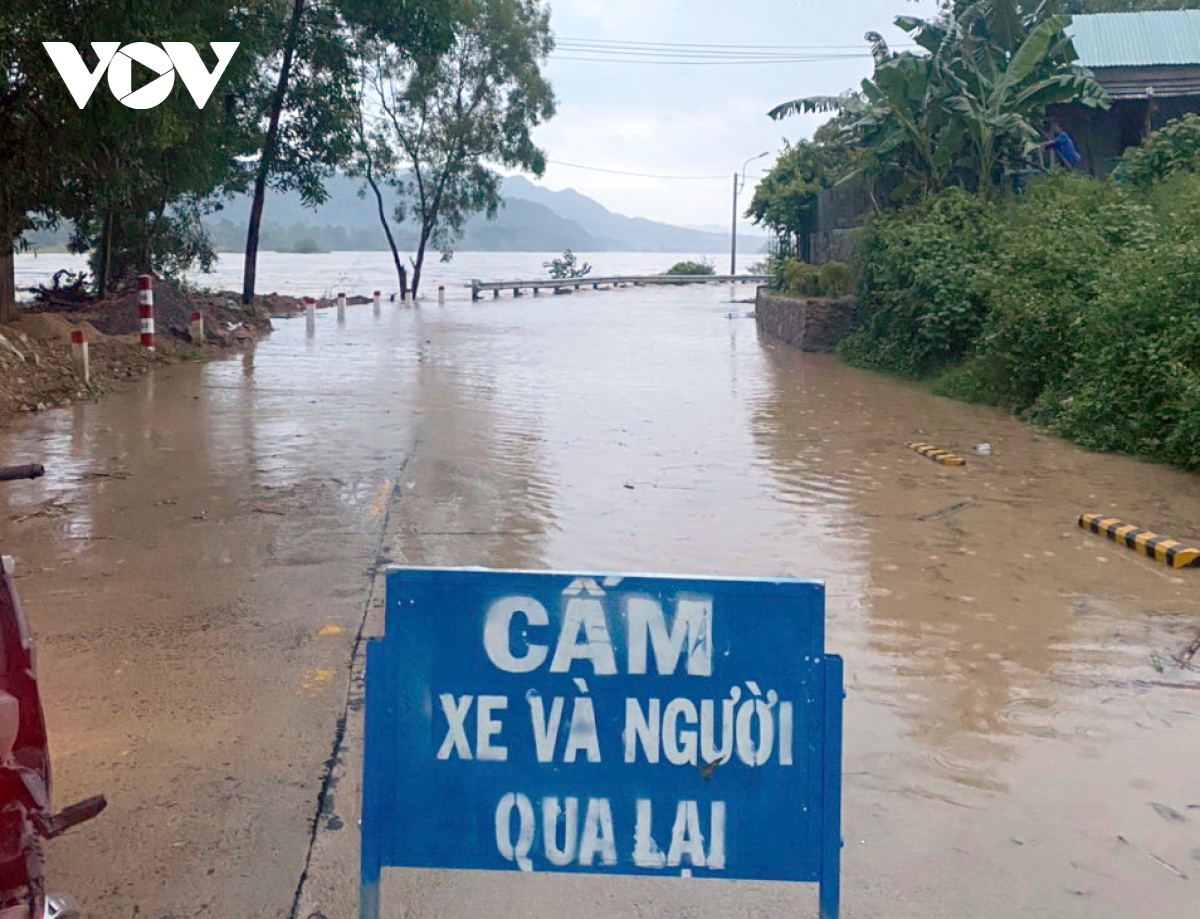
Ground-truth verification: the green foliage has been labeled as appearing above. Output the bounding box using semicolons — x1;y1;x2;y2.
818;261;854;297
746;140;849;246
241;0;464;302
545;249;592;279
1114;113;1200;188
360;0;556;296
769;1;1108;195
773;258;855;296
291;236;326;254
850;168;1200;469
844;188;1001;375
664;259;715;276
781;259;820;295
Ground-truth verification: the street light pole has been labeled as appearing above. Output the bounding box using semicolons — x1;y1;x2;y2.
731;151;769;277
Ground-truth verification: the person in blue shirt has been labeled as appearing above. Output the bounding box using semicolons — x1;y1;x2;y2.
1042;120;1082;168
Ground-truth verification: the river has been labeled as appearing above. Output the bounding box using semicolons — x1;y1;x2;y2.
14;250;764;301
0;271;1196;918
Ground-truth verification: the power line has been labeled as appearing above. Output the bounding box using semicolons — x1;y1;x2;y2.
546;160;735;180
550;35;915;65
551;54;870;66
545;160;771;181
556;37;893;50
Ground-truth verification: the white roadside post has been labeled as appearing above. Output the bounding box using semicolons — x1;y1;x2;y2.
337;291;346;323
190;311;204;344
373;290;381;316
70;330;89;384
438;285;445;306
305;297;316;336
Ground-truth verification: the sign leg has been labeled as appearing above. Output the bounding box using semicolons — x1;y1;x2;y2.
820;655;844;919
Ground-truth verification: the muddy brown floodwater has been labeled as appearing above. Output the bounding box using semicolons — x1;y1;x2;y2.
0;287;1197;919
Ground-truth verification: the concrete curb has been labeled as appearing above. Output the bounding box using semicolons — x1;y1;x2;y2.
1078;513;1200;569
906;442;966;466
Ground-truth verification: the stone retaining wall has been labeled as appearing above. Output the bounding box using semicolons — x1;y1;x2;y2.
755;288;856;353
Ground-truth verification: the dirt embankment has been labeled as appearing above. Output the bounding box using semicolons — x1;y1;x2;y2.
0;280;306;421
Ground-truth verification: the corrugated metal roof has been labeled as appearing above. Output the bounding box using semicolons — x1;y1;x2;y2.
1070;11;1200;69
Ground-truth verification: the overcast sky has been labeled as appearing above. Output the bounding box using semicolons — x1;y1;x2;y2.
519;0;938;229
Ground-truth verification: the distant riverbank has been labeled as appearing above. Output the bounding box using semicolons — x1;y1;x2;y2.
16;250;765;302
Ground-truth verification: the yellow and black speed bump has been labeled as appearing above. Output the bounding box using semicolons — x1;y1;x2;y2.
1078;514;1200;569
906;442;966;466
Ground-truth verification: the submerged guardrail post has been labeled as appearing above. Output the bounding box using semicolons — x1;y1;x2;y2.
373;290;381;316
305;297;316;336
337;292;346;323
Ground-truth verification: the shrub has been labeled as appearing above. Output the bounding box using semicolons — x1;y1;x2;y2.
1114;113;1200;189
664;258;715;276
842;188;1000;376
846;170;1200;470
782;258;820;295
544;249;593;279
818;261;853;297
292;236;324;254
964;174;1156;411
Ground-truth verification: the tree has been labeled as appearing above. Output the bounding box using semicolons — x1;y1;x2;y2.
352;84;411;298
0;0;79;321
769;1;1109;195
359;0;555;298
58;3;267;294
1;2;269;307
746;132;852;254
544;250;591;279
241;0;462;304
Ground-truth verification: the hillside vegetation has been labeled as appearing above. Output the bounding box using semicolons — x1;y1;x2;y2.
844;117;1200;470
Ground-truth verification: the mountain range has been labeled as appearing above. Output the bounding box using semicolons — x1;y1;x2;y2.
201;174;767;255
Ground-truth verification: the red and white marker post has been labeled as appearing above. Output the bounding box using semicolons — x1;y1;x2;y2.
190;311;204;344
138;274;155;351
70;329;89;384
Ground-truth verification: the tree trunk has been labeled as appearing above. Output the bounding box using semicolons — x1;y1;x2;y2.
0;246;15;324
365;173;407;300
98;209;114;299
243;0;307;305
411;226;432;300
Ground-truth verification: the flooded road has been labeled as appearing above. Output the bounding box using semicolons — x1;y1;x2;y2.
1;286;1197;918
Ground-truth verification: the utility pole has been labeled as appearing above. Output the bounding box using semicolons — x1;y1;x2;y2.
730;172;739;278
732;152;769;278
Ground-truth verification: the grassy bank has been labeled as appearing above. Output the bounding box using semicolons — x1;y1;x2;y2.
840;166;1200;472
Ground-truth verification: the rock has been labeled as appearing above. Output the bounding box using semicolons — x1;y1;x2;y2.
0;331;26;363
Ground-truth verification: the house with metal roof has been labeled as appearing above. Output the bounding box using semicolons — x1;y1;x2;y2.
1052;10;1200;175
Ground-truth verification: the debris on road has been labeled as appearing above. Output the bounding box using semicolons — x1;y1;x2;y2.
918;500;973;522
1117;835;1189;879
1150;802;1188;824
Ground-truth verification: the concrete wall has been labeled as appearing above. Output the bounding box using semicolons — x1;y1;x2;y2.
755;288;856;353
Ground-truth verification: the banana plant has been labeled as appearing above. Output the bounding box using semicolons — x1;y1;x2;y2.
768;0;1108;194
935;10;1108;189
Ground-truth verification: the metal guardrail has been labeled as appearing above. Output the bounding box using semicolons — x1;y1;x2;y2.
466;274;769;300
